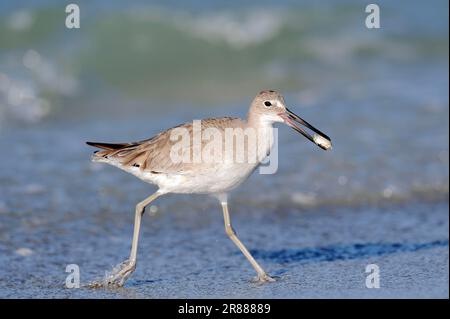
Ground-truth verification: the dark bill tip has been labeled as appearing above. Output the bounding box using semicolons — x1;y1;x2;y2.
282;108;332;150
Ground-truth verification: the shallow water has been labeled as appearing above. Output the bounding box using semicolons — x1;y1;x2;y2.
0;117;448;298
0;0;448;298
0;197;447;298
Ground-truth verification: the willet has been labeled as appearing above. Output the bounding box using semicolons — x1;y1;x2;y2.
86;90;331;287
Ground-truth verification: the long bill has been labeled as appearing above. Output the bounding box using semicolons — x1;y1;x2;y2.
280;108;332;150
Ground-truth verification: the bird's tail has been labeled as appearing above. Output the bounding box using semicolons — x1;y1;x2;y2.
86;141;130;162
86;141;129;150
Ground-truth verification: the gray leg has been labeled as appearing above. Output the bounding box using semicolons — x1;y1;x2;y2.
90;191;162;288
221;201;274;283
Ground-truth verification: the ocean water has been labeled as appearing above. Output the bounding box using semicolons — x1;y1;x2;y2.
0;1;448;298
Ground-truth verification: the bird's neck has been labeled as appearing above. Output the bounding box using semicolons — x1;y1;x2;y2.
246;111;276;132
246;115;275;162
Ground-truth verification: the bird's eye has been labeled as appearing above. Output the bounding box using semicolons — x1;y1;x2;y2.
264;101;272;107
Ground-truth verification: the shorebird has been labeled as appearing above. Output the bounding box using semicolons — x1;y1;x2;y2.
86;90;331;287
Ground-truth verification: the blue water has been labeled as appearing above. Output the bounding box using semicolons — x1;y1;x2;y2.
0;0;448;205
0;0;448;298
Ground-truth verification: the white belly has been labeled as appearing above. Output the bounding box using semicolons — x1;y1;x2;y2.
141;162;258;194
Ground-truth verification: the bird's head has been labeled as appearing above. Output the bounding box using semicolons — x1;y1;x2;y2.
249;90;332;150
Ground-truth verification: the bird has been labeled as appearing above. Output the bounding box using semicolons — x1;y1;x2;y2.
86;90;332;287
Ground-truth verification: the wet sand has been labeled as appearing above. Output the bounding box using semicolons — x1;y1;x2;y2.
0;115;448;299
0;198;447;298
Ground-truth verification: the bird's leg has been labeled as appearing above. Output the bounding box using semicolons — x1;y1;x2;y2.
90;191;162;288
221;201;275;283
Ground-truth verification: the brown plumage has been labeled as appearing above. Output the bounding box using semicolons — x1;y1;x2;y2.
86;90;332;288
87;116;245;173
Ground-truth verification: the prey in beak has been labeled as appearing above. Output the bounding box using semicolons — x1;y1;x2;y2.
279;108;332;150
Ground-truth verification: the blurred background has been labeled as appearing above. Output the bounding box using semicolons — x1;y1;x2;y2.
0;0;448;298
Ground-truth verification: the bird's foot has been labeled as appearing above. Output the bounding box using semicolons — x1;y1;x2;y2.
253;273;276;283
87;259;136;288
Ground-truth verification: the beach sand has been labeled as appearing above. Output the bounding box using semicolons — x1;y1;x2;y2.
0;195;447;298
